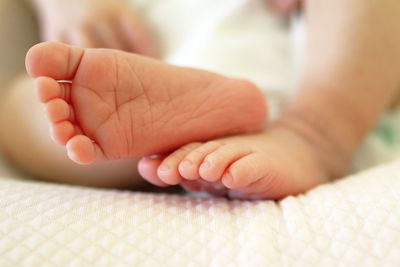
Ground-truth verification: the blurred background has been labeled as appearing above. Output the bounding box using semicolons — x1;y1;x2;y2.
0;0;38;89
0;0;39;177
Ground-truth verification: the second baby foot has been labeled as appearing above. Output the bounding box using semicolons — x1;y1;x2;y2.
139;115;349;200
25;42;267;164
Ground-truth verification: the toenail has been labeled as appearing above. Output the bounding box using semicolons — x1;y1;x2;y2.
200;161;211;170
158;164;170;172
181;159;193;168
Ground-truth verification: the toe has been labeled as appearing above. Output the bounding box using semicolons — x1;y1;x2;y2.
199;143;252;182
157;143;202;185
45;99;74;123
66;135;106;164
178;141;222;180
138;156;169;187
35;77;73;103
50;121;75;146
26;42;84;80
35;77;61;103
221;153;279;190
221;153;287;200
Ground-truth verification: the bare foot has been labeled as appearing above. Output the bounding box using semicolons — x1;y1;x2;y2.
139;114;348;199
25;42;267;165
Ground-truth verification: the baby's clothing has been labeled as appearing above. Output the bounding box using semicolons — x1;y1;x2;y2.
131;0;400;172
131;0;293;119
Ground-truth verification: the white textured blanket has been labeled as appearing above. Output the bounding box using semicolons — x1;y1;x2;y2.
1;161;400;266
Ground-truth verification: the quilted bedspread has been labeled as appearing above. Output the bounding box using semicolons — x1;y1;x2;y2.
1;160;400;266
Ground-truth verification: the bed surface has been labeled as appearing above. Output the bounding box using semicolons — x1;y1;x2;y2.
1;161;400;266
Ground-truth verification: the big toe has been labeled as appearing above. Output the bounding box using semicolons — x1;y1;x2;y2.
26;42;84;80
66;135;106;165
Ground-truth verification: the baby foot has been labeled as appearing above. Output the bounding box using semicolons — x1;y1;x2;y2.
26;42;267;164
139;116;348;200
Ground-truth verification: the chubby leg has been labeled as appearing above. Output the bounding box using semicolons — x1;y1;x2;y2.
0;75;143;188
26;42;267;165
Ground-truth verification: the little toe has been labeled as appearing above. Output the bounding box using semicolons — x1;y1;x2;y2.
138;156;169;187
199;143;253;182
66;135;106;164
50;121;75;146
178;141;222;181
45;99;74;123
157;143;202;185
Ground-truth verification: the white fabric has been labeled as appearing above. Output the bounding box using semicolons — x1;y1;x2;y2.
0;0;38;89
1;161;400;266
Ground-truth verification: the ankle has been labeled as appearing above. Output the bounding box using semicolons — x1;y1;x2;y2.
274;108;352;180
